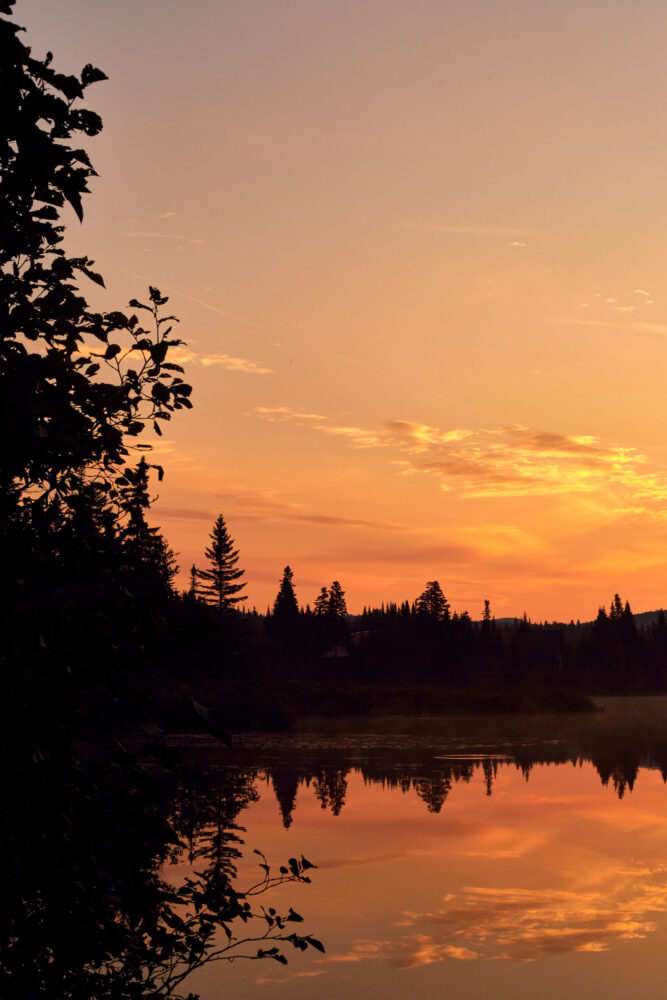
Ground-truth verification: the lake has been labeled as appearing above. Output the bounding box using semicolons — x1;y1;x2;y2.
174;698;667;999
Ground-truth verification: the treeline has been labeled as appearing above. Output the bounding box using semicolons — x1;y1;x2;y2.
252;586;667;697
183;514;667;703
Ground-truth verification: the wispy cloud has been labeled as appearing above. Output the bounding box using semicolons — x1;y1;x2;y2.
403;223;534;239
156;483;407;533
563;284;656;322
386;421;660;502
169;346;273;374
315;864;667;972
255;406;387;448
254;406;327;423
200;353;272;374
254;407;384;449
255;407;667;510
390;867;667;963
125;230;204;244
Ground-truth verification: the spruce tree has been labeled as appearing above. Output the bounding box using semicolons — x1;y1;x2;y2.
272;566;299;622
328;581;347;617
415;581;450;621
197;515;246;610
188;564;198;600
314;586;329;616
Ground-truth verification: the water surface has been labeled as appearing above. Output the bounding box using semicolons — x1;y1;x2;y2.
179;701;667;999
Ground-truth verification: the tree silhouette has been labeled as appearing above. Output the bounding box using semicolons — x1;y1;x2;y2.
272;565;299;620
328;580;347;617
415;580;450;621
267;565;301;650
198;514;247;610
314;586;329;615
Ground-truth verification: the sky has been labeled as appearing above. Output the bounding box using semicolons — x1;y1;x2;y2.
17;0;667;618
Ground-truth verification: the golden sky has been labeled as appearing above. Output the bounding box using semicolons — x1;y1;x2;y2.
21;0;667;617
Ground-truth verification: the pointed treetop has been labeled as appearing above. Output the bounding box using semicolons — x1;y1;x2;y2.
197;514;246;610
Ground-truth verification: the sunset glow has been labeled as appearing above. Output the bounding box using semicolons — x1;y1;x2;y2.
21;0;667;618
189;756;667;999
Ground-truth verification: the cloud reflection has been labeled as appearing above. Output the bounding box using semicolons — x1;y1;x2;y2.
391;870;667;964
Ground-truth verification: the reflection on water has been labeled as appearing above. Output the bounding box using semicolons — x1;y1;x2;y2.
6;701;667;998
178;702;667;999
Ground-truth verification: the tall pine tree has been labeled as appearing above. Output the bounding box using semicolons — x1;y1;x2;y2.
197;515;246;610
272;566;299;622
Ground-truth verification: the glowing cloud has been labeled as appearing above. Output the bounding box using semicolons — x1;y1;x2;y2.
392;869;667;963
254;408;667;511
199;353;273;374
168;346;273;374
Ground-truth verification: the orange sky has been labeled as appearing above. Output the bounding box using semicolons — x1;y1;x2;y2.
20;0;667;618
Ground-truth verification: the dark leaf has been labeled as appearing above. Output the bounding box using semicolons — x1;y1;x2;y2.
306;937;326;953
81;63;109;87
53;72;84;100
150;342;169;365
82;266;105;287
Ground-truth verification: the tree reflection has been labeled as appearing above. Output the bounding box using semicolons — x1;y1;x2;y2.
243;720;667;825
0;741;320;999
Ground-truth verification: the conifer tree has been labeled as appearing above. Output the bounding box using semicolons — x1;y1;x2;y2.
197;515;246;610
415;580;449;621
328;581;347;617
272;566;299;622
314;587;329;616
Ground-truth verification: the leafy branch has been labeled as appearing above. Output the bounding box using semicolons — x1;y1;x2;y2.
119;853;323;1000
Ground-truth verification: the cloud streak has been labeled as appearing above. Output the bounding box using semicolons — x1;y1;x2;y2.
199;353;273;374
170;346;273;374
125;230;204;244
403;223;534;239
156;483;408;533
390;868;667;964
254;407;667;510
318;864;667;973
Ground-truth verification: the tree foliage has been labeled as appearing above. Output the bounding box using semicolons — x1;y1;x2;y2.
314;586;329;616
0;5;320;997
415;580;450;621
273;565;299;620
0;2;192;519
197;514;247;610
327;580;347;618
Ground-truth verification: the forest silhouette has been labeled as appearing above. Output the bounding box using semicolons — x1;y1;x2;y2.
0;4;321;996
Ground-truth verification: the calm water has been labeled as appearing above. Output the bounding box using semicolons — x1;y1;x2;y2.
177;701;667;999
